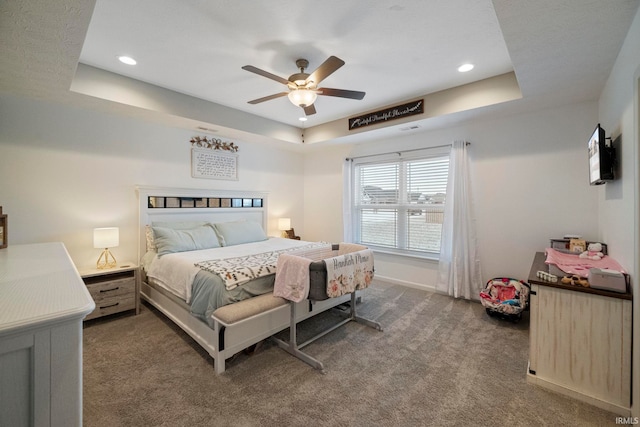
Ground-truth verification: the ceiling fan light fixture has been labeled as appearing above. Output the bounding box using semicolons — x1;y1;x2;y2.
288;89;317;108
243;56;364;114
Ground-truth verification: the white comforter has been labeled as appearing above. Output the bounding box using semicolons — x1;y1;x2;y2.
145;237;314;303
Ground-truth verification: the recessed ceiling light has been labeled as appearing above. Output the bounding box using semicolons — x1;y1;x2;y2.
118;56;137;65
458;63;474;72
299;117;308;122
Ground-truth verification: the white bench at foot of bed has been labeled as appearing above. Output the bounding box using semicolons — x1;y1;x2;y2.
140;281;350;374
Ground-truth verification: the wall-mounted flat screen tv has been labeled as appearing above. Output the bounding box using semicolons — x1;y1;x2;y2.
588;124;614;185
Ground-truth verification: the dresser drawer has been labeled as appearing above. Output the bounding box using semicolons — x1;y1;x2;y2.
85;293;136;320
86;277;135;302
81;267;139;320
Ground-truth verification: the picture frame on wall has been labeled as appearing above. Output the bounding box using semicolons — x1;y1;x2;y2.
0;207;7;249
191;148;238;181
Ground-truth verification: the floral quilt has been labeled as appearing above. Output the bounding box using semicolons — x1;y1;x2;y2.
195;242;331;290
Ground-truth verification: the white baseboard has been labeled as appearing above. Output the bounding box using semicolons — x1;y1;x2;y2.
526;371;631;416
374;275;436;293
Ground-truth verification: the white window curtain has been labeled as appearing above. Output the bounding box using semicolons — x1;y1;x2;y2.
343;159;354;242
436;140;482;300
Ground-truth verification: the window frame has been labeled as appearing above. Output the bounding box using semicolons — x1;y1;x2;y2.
348;147;450;259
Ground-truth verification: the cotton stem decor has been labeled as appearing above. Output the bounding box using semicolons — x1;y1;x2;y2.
436;140;482;300
190;136;239;152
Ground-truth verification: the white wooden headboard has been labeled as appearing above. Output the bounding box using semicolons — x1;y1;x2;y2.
136;186;269;261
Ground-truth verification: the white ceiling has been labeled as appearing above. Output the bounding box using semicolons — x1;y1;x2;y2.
79;0;514;128
1;0;639;146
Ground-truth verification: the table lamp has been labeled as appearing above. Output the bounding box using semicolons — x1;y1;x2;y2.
278;218;291;238
94;227;119;269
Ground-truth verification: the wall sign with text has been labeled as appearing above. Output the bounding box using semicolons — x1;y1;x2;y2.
191;148;238;180
348;99;424;130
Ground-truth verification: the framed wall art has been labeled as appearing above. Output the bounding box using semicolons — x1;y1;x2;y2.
191;148;238;181
0;206;7;249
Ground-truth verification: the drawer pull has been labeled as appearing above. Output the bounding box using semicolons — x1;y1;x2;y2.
100;287;120;293
100;302;120;309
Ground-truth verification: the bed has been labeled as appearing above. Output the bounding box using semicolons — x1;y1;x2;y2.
136;186;371;373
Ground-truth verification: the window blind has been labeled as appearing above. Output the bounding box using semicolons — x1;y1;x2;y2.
352;152;449;255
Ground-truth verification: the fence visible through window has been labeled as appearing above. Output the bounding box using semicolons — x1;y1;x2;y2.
351;152;449;256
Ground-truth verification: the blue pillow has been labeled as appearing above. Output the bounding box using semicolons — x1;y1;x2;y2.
213;221;267;246
153;225;221;257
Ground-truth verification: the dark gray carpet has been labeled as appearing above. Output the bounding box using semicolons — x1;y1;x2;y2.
83;281;617;426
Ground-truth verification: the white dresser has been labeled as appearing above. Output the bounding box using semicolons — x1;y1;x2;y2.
526;252;632;415
0;243;95;427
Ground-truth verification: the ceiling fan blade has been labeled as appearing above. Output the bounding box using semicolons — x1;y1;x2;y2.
247;92;289;104
317;87;366;100
242;65;291;86
303;104;317;116
306;56;345;85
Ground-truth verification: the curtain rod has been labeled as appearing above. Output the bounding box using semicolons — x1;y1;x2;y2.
345;141;470;161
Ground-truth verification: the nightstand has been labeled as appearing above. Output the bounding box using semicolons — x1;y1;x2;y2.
80;262;140;321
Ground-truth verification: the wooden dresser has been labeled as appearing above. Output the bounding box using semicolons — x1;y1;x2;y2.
526;252;632;415
0;242;95;427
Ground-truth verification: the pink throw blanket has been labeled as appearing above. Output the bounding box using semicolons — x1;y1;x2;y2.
273;254;312;302
545;248;625;276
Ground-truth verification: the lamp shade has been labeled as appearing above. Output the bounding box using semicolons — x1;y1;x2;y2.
93;227;119;249
288;89;317;107
278;218;291;231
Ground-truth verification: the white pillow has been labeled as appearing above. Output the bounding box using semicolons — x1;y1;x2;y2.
145;225;157;252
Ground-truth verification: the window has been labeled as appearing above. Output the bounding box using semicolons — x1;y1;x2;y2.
349;149;449;257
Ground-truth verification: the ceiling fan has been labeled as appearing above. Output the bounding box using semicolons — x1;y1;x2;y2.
241;56;365;116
